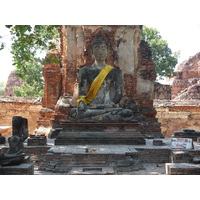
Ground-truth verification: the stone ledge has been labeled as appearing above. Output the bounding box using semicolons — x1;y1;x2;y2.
0;163;34;175
0;97;42;104
69;166;115;175
166;163;200;175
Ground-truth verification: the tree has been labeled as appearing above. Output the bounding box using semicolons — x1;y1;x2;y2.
3;25;60;97
142;26;180;78
1;25;179;97
13;58;44;97
0;35;5;50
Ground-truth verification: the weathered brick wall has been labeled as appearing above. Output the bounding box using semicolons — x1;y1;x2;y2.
171;52;200;99
154;100;200;138
0;97;42;137
154;82;171;100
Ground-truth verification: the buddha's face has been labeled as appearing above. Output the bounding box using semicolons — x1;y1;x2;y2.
92;42;108;63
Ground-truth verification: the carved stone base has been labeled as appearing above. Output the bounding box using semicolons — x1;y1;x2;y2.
55;131;145;145
54;122;146;145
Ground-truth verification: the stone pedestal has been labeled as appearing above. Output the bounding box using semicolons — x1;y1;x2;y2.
0;163;34;175
55;121;146;145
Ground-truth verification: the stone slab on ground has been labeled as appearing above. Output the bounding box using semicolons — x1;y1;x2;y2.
69;166;115;175
166;163;200;175
0;163;34;175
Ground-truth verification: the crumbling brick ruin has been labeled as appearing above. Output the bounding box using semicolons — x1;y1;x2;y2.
4;71;23;97
171;52;200;100
154;82;171;100
154;51;200;138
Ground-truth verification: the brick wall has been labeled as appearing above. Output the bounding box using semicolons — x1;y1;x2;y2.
154;100;200;137
0;97;42;137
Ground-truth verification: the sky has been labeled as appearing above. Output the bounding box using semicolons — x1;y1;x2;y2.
1;0;200;83
1;22;200;83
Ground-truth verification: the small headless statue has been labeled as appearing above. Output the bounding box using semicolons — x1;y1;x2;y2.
69;31;133;122
0;116;28;166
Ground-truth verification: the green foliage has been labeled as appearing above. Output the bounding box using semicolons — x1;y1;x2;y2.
13;58;44;97
142;26;180;78
5;25;60;97
0;82;6;96
0;35;5;50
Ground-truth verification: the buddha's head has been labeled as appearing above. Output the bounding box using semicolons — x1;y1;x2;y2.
91;31;108;63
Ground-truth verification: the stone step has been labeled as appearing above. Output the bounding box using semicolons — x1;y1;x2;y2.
171;151;193;163
55;131;146;145
166;163;200;175
69;166;115;175
39;145;141;173
0;163;34;175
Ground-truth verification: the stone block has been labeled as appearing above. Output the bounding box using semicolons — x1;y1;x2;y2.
192;156;200;164
55;130;145;145
171;151;192;163
0;163;34;175
153;139;164;146
0;134;6;144
166;163;200;175
27;134;47;146
69;167;115;175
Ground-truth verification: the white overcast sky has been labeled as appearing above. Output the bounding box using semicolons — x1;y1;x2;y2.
0;0;200;83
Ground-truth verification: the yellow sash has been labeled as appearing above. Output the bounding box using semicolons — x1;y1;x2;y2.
77;65;114;105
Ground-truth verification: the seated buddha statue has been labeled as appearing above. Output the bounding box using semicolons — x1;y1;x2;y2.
68;31;133;122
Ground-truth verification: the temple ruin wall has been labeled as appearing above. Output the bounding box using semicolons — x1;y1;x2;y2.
0;97;42;137
154;100;200;138
1;97;200;139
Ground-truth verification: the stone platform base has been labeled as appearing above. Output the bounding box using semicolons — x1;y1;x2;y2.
54;121;145;145
39;145;142;173
55;131;145;145
0;163;34;175
69;166;115;175
166;163;200;175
